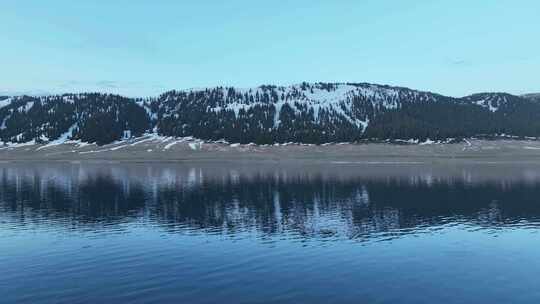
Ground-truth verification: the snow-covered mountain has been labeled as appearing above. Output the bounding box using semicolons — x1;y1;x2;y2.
462;93;530;112
0;93;149;145
1;83;539;145
146;83;457;143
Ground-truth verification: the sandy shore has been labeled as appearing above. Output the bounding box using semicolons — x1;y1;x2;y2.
1;136;540;164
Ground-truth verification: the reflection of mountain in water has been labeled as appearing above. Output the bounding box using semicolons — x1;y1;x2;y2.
1;164;540;240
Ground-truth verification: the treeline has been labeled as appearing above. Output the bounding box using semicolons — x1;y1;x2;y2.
363;94;540;140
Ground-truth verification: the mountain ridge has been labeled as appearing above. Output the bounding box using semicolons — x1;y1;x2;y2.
1;82;539;145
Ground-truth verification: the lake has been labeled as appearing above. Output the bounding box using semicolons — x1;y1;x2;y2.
2;162;540;303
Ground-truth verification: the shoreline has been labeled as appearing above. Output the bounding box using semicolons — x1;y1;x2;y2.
1;136;540;163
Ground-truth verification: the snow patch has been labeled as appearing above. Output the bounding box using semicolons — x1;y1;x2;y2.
109;144;130;151
0;97;12;109
164;139;187;150
188;142;201;150
35;124;78;151
202;83;419;132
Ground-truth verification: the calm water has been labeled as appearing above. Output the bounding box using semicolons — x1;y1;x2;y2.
2;162;540;303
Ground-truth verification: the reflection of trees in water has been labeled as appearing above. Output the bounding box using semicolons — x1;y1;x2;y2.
366;180;540;226
2;167;540;238
0;171;146;227
154;175;372;237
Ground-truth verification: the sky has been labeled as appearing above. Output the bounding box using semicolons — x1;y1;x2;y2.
1;0;539;97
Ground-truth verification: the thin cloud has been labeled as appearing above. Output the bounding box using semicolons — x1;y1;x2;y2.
95;80;120;89
451;59;467;65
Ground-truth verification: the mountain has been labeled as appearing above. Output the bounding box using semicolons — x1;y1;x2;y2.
1;83;539;145
522;93;540;102
0;94;149;145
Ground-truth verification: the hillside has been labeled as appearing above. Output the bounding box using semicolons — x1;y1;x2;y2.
523;93;540;102
1;83;540;145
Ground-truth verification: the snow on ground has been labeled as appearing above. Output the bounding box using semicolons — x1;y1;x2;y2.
5;130;540;157
35;124;78;151
0;140;36;149
79;149;107;155
188;142;201;150
109;144;130;151
472;95;507;112
395;139;420;144
74;141;93;148
17;101;34;112
65;133;206;153
0;97;12;109
163;140;180;150
164;138;191;150
130;136;156;146
206;84;419;132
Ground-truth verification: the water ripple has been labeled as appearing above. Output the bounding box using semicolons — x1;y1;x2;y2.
3;163;540;303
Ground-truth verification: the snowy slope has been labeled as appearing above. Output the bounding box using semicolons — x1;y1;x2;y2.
0;97;13;109
461;93;529;112
152;82;447;133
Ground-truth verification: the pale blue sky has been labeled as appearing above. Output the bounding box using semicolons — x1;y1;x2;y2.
1;0;538;96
